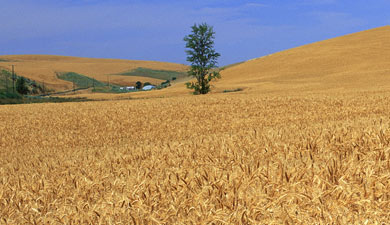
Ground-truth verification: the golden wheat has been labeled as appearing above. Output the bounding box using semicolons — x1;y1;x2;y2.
1;90;390;224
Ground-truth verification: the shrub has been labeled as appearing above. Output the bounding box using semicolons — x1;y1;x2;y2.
16;77;29;95
223;88;243;93
135;81;143;89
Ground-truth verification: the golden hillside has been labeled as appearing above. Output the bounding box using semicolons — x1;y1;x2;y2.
79;26;390;100
0;55;188;91
219;26;390;93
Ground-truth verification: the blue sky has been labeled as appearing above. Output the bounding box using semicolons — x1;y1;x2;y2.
1;0;389;65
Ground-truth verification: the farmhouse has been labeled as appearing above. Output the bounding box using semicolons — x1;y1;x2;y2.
142;85;156;90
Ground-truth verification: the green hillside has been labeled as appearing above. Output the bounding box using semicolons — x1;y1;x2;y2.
56;72;108;88
118;67;187;81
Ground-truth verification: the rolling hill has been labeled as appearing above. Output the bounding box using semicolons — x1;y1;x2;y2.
0;55;188;91
218;26;390;93
78;26;390;100
2;26;389;98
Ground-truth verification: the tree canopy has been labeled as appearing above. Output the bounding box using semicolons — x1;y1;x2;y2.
184;23;221;94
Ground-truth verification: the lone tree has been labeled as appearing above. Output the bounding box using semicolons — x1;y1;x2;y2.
184;23;221;94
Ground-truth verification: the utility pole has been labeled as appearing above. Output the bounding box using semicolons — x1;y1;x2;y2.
11;65;15;93
107;75;110;87
73;81;75;94
42;81;46;95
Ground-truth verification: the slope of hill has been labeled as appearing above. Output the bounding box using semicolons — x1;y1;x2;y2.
3;26;389;98
218;26;390;93
79;26;390;100
0;55;188;91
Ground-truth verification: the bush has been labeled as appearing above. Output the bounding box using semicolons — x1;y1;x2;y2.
16;77;30;95
161;80;170;85
144;82;152;86
135;81;143;89
160;80;171;88
223;88;243;93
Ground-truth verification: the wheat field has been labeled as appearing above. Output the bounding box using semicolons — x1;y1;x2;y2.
0;55;188;91
2;27;390;224
1;91;390;224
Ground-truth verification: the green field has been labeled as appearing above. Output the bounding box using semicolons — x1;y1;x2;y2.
57;72;107;88
118;67;187;80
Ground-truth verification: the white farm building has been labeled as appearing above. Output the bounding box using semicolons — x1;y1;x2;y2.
142;85;156;90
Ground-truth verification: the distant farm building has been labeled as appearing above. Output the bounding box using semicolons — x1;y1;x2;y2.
142;85;156;90
119;86;136;91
